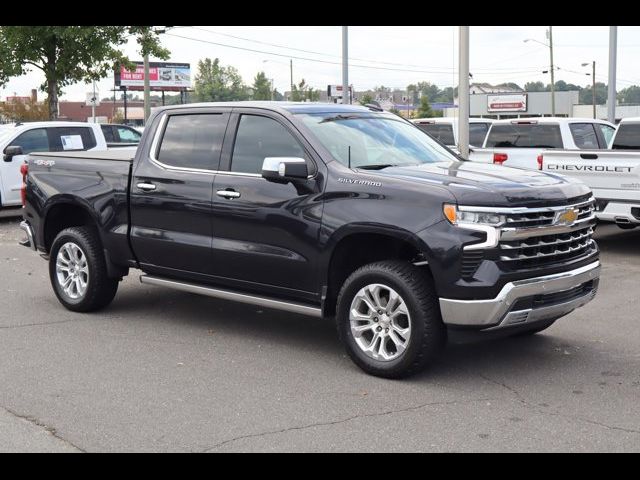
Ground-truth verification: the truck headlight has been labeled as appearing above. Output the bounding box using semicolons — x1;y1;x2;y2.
443;204;505;227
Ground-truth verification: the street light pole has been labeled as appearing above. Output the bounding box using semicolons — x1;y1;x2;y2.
548;26;555;116
342;26;349;105
608;26;618;124
582;61;597;118
143;51;150;124
458;26;470;159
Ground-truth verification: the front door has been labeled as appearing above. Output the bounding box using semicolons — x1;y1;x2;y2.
211;111;323;296
130;110;230;277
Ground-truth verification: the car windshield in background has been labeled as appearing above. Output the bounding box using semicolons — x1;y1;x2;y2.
485;123;563;148
415;123;455;145
612;123;640;149
299;113;458;168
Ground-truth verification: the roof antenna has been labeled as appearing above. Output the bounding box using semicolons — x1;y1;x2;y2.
348;145;351;169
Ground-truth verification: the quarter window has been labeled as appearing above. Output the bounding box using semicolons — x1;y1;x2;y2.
231;115;305;174
157;114;228;170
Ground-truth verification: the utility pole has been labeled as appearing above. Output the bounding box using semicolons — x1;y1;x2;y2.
342;26;349;105
143;51;150;124
458;26;470;158
549;26;555;116
290;59;293;99
608;26;617;124
592;61;596;119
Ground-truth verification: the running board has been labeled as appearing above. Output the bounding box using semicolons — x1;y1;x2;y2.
139;275;322;318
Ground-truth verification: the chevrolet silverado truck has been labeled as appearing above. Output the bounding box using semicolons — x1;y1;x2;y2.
468;117;616;169
540;149;640;229
19;102;601;378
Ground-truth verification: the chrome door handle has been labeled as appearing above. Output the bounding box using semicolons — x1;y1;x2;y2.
136;182;157;192
216;190;241;199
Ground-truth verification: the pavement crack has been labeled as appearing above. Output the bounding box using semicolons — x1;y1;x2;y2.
203;396;495;452
479;373;640;436
2;406;85;452
0;318;88;330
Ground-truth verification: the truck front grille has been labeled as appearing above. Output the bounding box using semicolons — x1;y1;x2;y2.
498;197;597;269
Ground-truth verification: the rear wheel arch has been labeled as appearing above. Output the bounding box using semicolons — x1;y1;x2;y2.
42;199;102;253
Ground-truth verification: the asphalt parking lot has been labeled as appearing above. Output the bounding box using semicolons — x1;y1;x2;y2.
0;211;638;452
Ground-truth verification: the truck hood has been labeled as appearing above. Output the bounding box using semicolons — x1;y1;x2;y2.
367;161;591;207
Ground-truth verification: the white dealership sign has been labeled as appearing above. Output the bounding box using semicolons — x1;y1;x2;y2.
487;94;528;112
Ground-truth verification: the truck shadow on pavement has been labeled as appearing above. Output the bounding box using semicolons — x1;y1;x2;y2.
109;283;571;381
593;223;640;256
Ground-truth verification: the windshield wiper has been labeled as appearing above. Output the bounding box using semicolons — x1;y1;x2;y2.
356;164;399;170
319;114;361;123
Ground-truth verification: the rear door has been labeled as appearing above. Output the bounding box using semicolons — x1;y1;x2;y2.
210;109;323;296
130;109;230;277
1;128;49;206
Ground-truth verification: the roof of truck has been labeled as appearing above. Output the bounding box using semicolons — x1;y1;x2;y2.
490;117;615;126
155;101;379;115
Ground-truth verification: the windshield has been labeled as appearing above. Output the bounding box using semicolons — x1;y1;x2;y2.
299;113;458;168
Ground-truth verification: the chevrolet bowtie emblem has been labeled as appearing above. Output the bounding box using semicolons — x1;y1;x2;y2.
554;208;579;226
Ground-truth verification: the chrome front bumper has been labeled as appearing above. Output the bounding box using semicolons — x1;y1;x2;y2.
439;261;601;330
19;220;36;251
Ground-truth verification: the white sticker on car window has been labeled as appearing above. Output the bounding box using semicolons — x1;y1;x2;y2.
61;135;84;150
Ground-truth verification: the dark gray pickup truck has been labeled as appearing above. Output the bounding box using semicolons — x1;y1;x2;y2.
19;102;601;378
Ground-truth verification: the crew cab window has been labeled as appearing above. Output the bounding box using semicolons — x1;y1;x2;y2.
231;115;305;174
10;128;49;154
101;125;116;143
612;123;640;149
116;126;141;143
157;114;228;170
569;123;599;149
597;124;616;146
415;123;455;145
47;127;97;151
485;124;563;148
469;123;490;147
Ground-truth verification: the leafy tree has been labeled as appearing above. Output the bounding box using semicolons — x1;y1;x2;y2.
524;81;545;92
580;82;608;105
290;79;318;102
0;26;168;119
0;99;49;122
252;71;272;100
416;95;435;118
273;89;284;101
192;58;249;102
358;93;374;105
617;85;640;104
388;107;401;116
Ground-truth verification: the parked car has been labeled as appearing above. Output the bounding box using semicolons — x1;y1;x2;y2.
468;117;616;169
412;117;493;149
540;148;640;229
1;121;108;209
19;102;600;378
99;123;142;147
609;117;640;149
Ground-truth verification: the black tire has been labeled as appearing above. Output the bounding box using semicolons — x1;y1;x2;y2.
510;319;556;337
49;226;119;312
336;260;446;379
617;223;636;230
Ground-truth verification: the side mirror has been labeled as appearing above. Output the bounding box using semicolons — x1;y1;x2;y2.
3;145;23;162
262;157;309;182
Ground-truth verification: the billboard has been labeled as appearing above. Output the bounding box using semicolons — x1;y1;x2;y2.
115;62;191;91
487;93;527;112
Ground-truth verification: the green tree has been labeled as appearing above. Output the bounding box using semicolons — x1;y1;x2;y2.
580;82;608;105
617;85;640;104
416;95;435;118
290;79;318;102
389;107;401;116
524;81;546;92
192;58;249;102
0;26;168;119
358;93;374;105
273;89;284;101
252;71;272;100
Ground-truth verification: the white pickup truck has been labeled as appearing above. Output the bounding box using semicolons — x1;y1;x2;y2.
540;149;640;229
468;117;616;169
0;121;132;209
412;117;494;149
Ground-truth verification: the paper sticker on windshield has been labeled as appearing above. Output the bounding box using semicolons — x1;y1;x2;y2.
61;135;84;150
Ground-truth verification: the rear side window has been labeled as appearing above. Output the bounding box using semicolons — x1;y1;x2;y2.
469;123;490;147
116;126;141;143
612;123;640;149
415;123;455;145
157;114;229;170
11;128;49;154
569;123;599;149
47;127;97;151
485;124;563;148
231;115;305;174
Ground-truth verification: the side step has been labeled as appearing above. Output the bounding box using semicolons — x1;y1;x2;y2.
139;275;322;318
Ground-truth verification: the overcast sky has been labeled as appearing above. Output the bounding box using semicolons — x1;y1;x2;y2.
2;26;639;102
